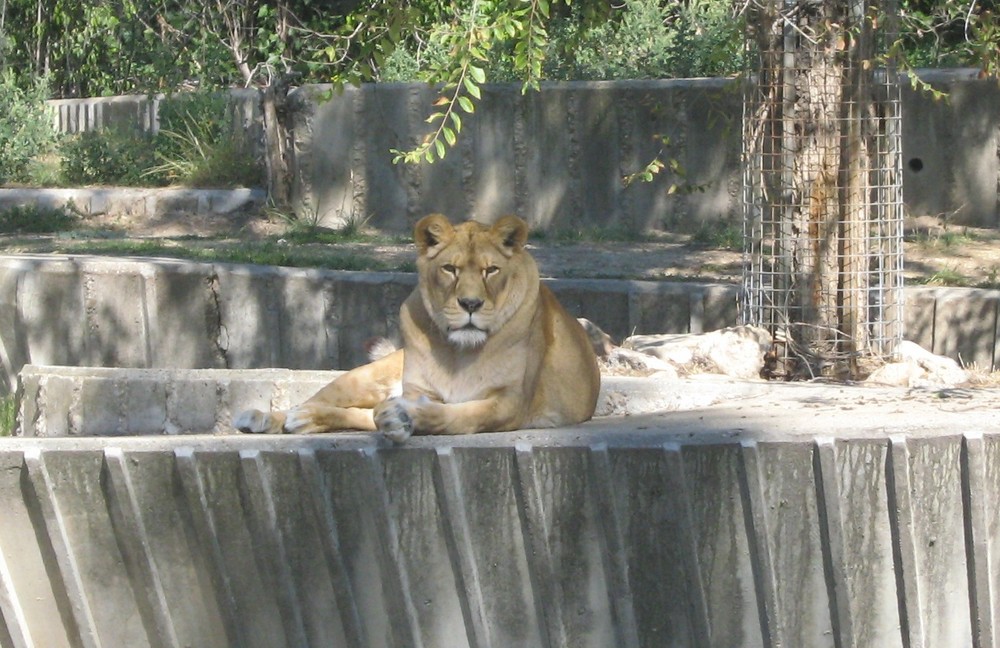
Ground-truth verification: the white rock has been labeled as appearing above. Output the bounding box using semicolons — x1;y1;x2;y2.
865;340;969;388
625;326;771;379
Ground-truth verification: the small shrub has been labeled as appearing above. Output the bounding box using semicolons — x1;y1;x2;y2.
147;121;262;187
0;72;58;184
149;92;262;187
60;127;160;186
0;204;77;233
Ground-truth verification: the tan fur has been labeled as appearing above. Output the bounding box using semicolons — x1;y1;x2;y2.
233;214;600;440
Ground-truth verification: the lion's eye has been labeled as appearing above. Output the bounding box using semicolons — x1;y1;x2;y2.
441;264;458;276
483;265;500;278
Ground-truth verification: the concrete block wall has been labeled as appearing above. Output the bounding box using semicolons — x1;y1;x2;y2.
1;256;999;397
41;72;1000;233
47;89;262;137
288;79;743;233
0;256;741;394
290;72;999;231
0;187;266;222
0;430;996;647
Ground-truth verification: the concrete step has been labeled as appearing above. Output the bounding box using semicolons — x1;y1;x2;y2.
17;364;759;437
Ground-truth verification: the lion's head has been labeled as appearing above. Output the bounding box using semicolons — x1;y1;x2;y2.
414;214;539;348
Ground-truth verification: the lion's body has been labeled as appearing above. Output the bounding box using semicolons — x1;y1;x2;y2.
233;214;600;440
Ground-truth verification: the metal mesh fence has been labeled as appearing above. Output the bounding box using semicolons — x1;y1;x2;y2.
739;0;905;379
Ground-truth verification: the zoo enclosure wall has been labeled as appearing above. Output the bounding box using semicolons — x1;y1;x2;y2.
0;256;996;399
45;71;1000;233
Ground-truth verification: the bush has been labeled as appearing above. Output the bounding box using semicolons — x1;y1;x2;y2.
149;92;263;187
545;0;744;81
0;72;58;184
60;127;160;186
57;92;262;188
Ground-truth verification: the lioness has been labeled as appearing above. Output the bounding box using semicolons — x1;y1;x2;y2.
234;213;600;442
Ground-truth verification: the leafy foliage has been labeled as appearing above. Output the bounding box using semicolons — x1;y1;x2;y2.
0;72;58;184
60;127;159;186
150;92;262;187
899;1;1000;76
58;92;261;187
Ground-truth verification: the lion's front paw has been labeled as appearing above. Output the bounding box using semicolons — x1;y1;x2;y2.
374;397;415;443
283;405;327;435
233;409;279;434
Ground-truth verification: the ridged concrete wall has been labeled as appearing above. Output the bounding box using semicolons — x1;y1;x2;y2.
43;72;1000;231
0;430;996;647
0;255;998;398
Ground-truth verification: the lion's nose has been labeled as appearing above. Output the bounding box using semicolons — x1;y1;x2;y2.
458;297;484;313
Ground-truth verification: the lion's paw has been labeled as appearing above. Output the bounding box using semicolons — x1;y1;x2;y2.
233;409;277;434
283;406;323;435
375;397;415;444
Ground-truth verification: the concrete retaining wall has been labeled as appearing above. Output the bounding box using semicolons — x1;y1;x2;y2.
0;255;998;397
43;71;1000;231
0;187;266;222
47;89;261;136
0;429;995;647
0;255;741;394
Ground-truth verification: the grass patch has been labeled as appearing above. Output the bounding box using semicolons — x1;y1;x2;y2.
278;226;404;246
690;220;742;250
0;394;16;436
915;267;971;287
0;204;77;233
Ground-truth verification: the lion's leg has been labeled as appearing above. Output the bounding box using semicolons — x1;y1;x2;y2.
302;349;404;409
234;349;404;434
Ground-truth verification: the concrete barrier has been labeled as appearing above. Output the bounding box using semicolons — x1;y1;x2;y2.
0;187;266;223
0;255;744;393
0;256;998;397
0;422;997;647
42;72;1000;232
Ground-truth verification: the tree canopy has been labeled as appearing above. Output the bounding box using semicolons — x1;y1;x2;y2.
0;0;994;98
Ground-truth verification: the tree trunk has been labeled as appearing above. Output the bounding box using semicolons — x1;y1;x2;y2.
747;0;886;378
261;76;295;210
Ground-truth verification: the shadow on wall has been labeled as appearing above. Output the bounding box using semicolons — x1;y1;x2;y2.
291;79;744;234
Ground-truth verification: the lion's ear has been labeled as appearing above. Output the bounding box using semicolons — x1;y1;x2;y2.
492;215;529;255
414;213;454;257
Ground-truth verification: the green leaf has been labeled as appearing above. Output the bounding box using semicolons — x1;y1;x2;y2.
458;96;476;113
434;139;446;160
450;111;462;133
463;77;481;99
468;65;486;84
443;126;456;146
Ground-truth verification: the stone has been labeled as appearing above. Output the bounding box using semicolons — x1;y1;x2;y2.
866;340;970;388
625;325;772;379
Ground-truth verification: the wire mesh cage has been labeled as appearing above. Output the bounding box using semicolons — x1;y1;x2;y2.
739;0;905;379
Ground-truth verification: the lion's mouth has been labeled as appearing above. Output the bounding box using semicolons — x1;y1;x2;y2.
447;321;489;348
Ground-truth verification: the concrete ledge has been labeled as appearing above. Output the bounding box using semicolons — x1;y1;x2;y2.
0;187;266;221
0;426;997;646
19;365;773;437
